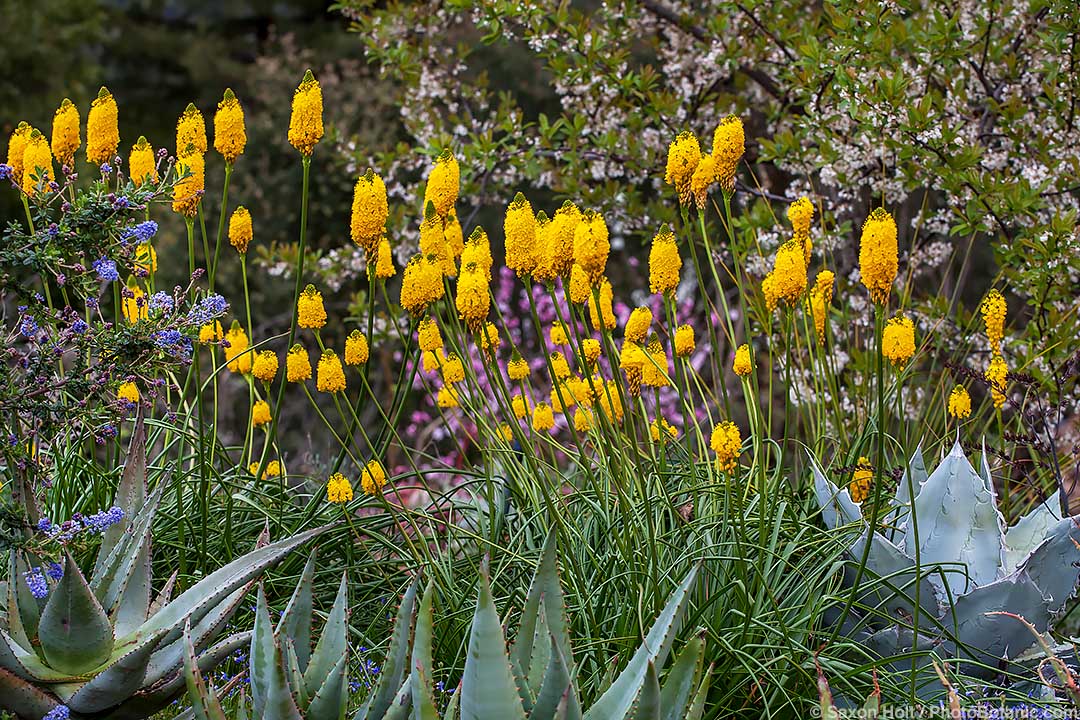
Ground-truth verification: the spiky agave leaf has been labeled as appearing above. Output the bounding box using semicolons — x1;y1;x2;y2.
38;552;115;674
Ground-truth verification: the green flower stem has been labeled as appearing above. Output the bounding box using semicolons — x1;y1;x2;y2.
208;163;232;292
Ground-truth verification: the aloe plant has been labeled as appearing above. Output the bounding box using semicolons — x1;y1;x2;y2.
0;414;332;720
186;533;711;719
813;439;1080;694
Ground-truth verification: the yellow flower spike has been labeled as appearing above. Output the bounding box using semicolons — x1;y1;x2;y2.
497;423;514;442
176;103;207;156
690;154;716;209
549;323;569;346
424;148;459;216
587;277;616;330
250;460;282;479
573;407;593;433
532;211;555;283
172;149;204;217
504;192;539;277
417;317;443;352
597;379;624;422
770;240;808;307
849;457;873;503
21;130;54;196
129;137;158;187
286;343;312;382
582;338;601;367
511;393;531;420
122;284;148;324
550;351;571;381
573;210;609;285
664;131;701;206
641;336;671;388
420;202;456;277
711;115;745;193
733;343;752;377
297;284;327;330
674;325;695;357
540;201;581;281
134;244;157;274
437;385;460;408
288;69;324;156
761;272;779;313
345;330;369;366
350;169;389;253
619;341;645;397
86;87;119;166
710;421;742;472
51;99;81;168
224;323;251;373
400;254;446;316
445;210;465;260
360;460;387;495
251;400;271;427
787;196;814;236
507;352;530;381
199;320;223;344
986;355;1008;409
550;381;572;413
316;349;346;393
441;353;465;384
948;386;972;420
532;402;555;432
326;472;353;504
807;270;835;343
213;89;246;164
229;206;253;254
650;417;678;442
859;208;899;305
882;314;916;369
421;350;439;374
7;122;31;182
375;235;396;279
252;350;279;383
455;263;489;331
117;381;139;404
568;264;591;305
648;224;681;297
624;307;653;345
478;321;500;355
980;289;1007;356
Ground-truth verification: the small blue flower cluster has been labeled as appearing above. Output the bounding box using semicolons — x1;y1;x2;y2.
42;705;70;720
71;319;88;334
153;329;192;359
187;293;229;325
24;566;48;599
37;506;125;543
121;220;158;244
149;291;174;314
19;314;39;339
0;163;12;181
93;257;119;283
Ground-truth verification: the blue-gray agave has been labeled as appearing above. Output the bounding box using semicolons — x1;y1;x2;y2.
812;440;1080;691
0;415;332;719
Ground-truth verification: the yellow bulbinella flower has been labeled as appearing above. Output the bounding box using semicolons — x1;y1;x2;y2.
620;341;646;397
86;87;119;166
297;284;327;329
624;307;652;345
7;122;31;182
849;457;873;503
421;350;439;374
710;421;742;472
712;115;744;193
648;224;681;296
674;325;695;357
440;353;465;384
129;137;158;186
986;355;1008;409
650;417;678;442
117;381;139;404
175;103;206;155
497;423;513;442
461;227;493;281
532;402;555;432
573;210;609;285
568;263;591;305
399;254;445;316
172;149;204;217
981;289;1007;356
229;206;253;254
420;203;455;277
948;386;972;419
504;192;538;277
445;210;464;259
288;70;323;156
424;149;459;216
326;472;353;504
361;460;387;495
252;351;279;383
882;314;916;369
345;330;369;366
761;272;779;312
549;351;571;381
21;130;54;196
787;196;814;236
351;169;389;253
199;321;223;343
665;131;701;206
641;338;670;388
770;240;807;307
508;352;530;381
859;208;899;305
437;385;460;408
807;270;834;343
287;344;312;382
582;338;601;366
549;322;569;346
375;235;396;279
573;407;593;432
690;154;716;209
733;343;752;377
536;201;580;281
134;244;157;274
250;460;282;479
213;89;246;164
51;98;81;168
224;324;252;373
122;285;148;324
587;277;616;330
478;321;501;355
316;349;346;393
511;393;531;420
251;400;271;427
418;317;443;352
597;379;624;422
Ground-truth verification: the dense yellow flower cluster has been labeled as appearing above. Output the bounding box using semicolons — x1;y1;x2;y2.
981;290;1006;357
400;255;445;316
882;315;916;369
351;170;389;253
252;351;279;383
849;457;873;503
712;116;744;192
807;270;834;343
172;150;204;217
573;211;609;284
345;331;369;366
7;123;31;181
225;325;251;373
505;193;538;277
287;344;312;382
665;131;701;206
87;87;119;165
50;98;80;167
117;382;140;405
176;104;207;155
648;224;681;296
213;89;246;164
123;286;148;324
129;136;157;186
360;461;387;495
624;307;652;344
229;207;253;254
535;201;580;282
532;402;555;432
859;208;898;305
986;355;1008;409
326;472;353;503
456;263;489;329
21;131;53;196
288;70;323;156
710;421;742;472
297;285;327;329
948;386;971;419
733;344;752;377
317;350;346;393
674;325;695;357
587;278;616;330
251;400;271;427
424;149;459;216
